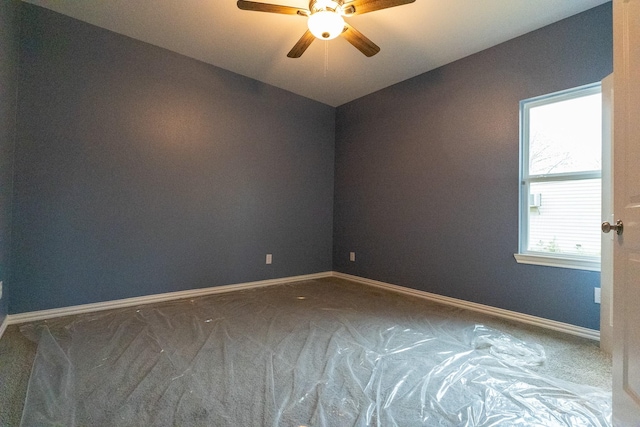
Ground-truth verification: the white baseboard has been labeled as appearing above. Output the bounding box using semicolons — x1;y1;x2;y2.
7;271;333;325
332;272;600;341
0;316;8;341
4;270;600;342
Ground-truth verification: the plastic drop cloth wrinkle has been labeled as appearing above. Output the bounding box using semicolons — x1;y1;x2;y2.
18;280;611;426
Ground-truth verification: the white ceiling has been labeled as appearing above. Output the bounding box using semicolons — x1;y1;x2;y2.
23;0;609;107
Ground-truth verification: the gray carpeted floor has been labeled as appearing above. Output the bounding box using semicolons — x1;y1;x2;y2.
0;277;612;426
0;325;38;427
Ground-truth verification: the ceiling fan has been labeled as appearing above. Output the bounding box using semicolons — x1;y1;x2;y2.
237;0;416;58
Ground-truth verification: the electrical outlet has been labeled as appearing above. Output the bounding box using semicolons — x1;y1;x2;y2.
266;254;272;265
594;287;601;304
349;252;355;262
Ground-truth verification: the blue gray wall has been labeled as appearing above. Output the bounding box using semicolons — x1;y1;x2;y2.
333;4;612;330
9;3;612;330
0;0;20;324
11;4;335;313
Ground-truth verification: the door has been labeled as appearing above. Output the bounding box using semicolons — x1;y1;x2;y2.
601;73;613;354
612;0;640;424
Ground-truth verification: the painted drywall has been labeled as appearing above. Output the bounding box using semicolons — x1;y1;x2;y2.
333;4;612;330
0;0;20;324
11;4;335;313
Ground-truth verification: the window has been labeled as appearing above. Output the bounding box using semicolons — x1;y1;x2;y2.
515;83;602;271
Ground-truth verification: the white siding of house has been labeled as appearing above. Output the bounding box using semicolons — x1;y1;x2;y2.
528;179;601;257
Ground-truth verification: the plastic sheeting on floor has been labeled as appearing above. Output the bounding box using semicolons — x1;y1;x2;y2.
19;280;611;426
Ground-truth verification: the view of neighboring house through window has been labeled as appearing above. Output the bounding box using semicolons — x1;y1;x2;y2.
517;83;602;271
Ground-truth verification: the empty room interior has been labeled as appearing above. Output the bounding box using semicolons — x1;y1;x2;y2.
0;0;618;425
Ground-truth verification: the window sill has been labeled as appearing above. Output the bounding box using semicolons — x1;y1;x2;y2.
513;253;600;272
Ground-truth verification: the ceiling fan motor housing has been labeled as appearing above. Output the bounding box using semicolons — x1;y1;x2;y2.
309;0;343;14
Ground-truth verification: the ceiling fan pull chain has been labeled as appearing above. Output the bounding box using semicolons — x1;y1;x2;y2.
324;41;329;77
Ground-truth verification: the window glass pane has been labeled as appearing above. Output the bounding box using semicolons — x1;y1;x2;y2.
528;179;601;257
528;93;602;175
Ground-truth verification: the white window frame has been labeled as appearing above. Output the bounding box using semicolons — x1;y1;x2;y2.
515;83;602;272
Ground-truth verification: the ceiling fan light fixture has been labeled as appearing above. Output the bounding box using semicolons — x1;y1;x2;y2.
307;11;345;40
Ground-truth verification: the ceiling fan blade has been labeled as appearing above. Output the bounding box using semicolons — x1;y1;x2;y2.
287;30;316;58
343;0;415;16
341;23;380;57
237;0;307;15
